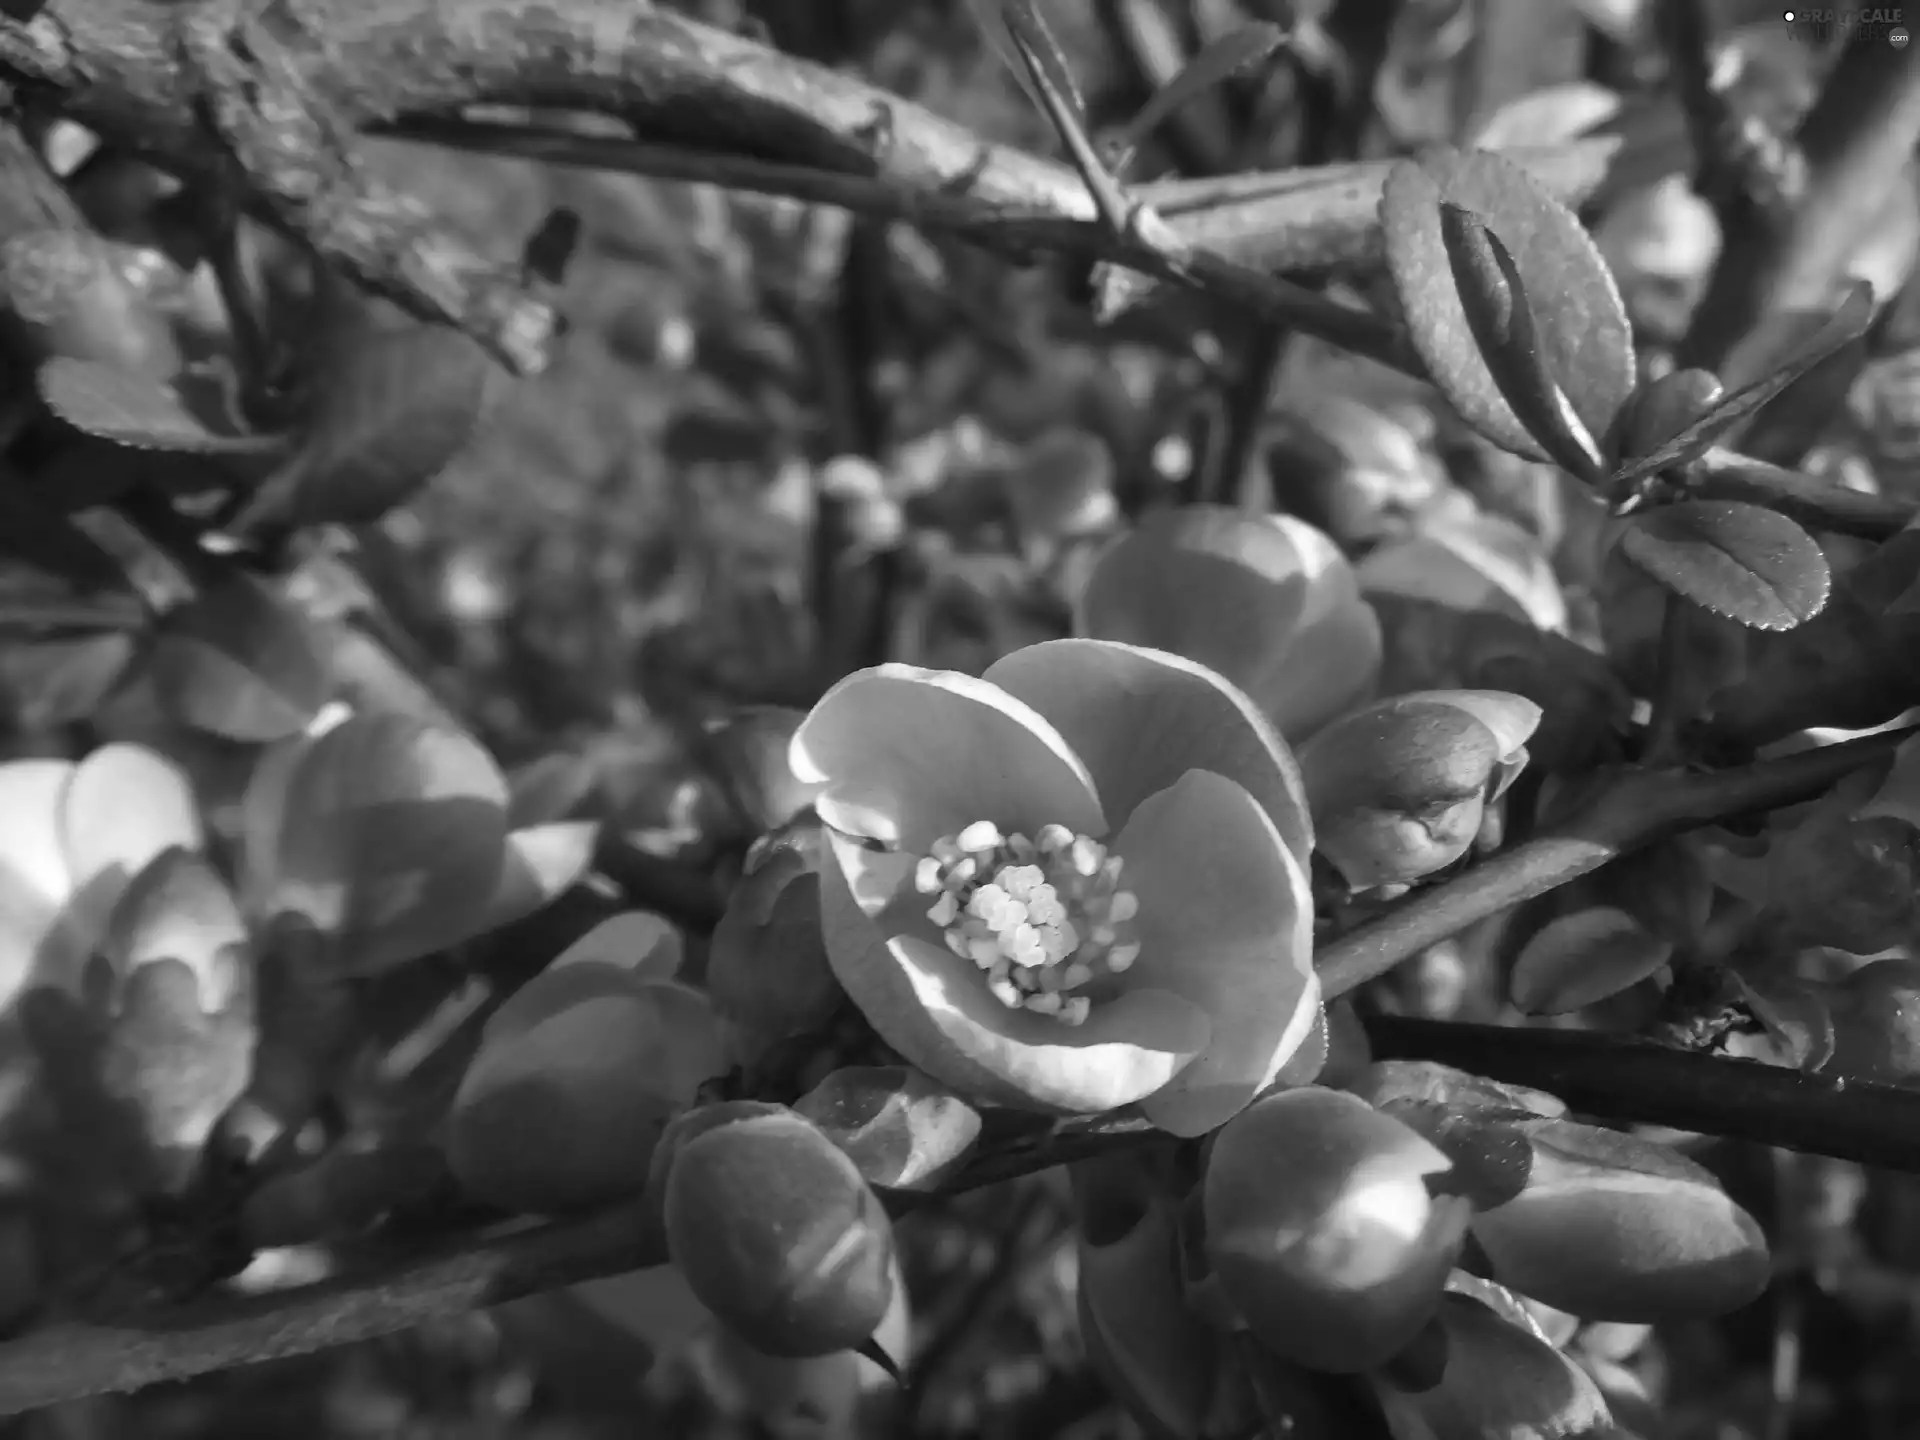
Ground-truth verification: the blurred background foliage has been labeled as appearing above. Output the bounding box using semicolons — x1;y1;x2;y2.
11;0;1920;1435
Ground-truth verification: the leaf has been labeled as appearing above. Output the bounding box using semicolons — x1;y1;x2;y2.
95;850;256;1190
238;711;513;974
462;821;603;942
147;571;331;743
1610;280;1876;483
1348;1058;1567;1120
0;632;138;731
549;909;683;982
1437;203;1605;482
1468;82;1624;151
1508;906;1674;1015
968;0;1089;131
1471;1118;1770;1321
1110;22;1289;178
1074;1183;1220;1439
235;320;501;533
793;1065;983;1191
1380;147;1635;464
0;486;145;600
449;978;723;1214
1411;1294;1618;1440
1617;500;1830;630
60;742;206;965
1356;508;1567;632
37;357;282;456
1857;731;1920;832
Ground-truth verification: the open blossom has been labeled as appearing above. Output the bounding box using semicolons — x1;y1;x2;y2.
791;637;1320;1137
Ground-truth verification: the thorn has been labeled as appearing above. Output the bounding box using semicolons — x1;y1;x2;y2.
853;1334;904;1386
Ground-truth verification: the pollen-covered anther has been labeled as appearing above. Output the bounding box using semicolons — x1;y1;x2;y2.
919;821;1141;1026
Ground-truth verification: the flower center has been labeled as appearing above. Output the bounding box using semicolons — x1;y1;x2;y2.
913;820;1141;1027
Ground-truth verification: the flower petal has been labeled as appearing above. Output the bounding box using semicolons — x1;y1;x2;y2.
60;742;205;960
791;666;1105;851
1112;769;1317;1137
1076;508;1380;740
818;833;1208;1114
0;759;77;1006
985;639;1313;867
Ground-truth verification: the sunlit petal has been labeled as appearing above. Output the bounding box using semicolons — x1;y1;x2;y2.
60;743;205;961
791;666;1105;852
0;759;77;1006
986;639;1313;867
1111;770;1316;1137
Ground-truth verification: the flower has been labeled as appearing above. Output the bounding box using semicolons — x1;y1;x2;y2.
791;637;1319;1137
1075;506;1382;742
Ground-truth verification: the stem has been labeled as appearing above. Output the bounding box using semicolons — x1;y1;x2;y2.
0;1204;662;1418
1685;447;1917;541
1642;594;1691;765
1365;1016;1920;1170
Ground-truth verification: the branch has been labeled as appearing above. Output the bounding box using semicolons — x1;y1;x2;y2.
0;1202;662;1417
1684;446;1918;540
1367;1016;1920;1171
0;1;1621;374
1316;721;1917;1000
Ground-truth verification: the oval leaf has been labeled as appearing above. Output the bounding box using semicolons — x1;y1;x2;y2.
1470;1118;1771;1321
235;321;500;533
1611;280;1876;482
1509;906;1674;1015
1112;22;1289;176
239;712;512;974
793;1064;984;1191
969;0;1090;132
1380;147;1635;463
1437;203;1604;481
1617;500;1830;630
37;356;282;457
148;572;331;743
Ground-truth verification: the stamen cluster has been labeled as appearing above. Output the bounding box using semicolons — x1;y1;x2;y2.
914;820;1141;1026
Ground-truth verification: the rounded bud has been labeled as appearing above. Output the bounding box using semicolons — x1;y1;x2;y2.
706;833;842;1053
702;707;823;834
665;1108;896;1358
1203;1087;1467;1373
1297;690;1541;889
446;969;723;1215
1076;505;1382;742
1618;366;1725;461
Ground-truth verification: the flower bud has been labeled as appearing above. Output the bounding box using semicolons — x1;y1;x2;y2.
665;1108;896;1358
446;969;723;1215
1203;1087;1468;1374
1388;1293;1615;1440
702;707;823;834
1073;1157;1222;1440
1618;366;1725;461
1297;690;1541;889
706;833;842;1055
1075;505;1382;742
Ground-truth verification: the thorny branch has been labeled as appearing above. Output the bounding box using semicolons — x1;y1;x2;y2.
0;0;1617;374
